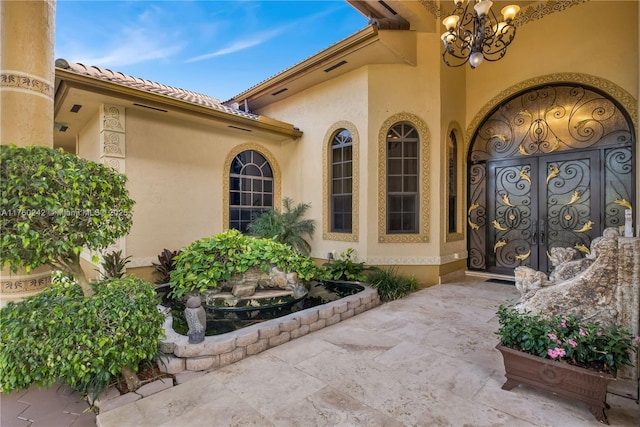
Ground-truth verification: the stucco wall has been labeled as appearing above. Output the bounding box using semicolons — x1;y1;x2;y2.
123;109;289;266
464;1;638;129
256;68;371;262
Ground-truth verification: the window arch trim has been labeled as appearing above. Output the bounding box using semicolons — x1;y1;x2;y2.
446;123;465;242
223;144;282;231
378;112;430;243
322;121;359;242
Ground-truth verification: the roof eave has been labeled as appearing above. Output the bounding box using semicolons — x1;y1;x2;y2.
55;68;303;139
229;25;380;103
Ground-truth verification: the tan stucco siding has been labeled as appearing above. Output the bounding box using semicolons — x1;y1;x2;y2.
77;111;100;162
254;68;370;261
123;108;287;265
464;1;638;129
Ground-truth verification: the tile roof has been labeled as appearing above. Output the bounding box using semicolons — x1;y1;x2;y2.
55;58;259;120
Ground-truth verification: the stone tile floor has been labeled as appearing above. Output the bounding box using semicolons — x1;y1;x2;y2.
2;280;639;426
0;382;95;427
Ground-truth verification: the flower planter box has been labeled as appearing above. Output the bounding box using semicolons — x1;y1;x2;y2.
496;344;614;424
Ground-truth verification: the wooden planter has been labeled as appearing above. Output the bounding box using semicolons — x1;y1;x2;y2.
496;344;614;424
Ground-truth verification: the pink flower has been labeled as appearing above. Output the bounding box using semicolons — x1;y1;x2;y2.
567;339;578;348
560;319;567;328
557;340;562;345
548;333;557;340
635;336;640;342
547;347;566;359
579;328;586;337
596;330;602;336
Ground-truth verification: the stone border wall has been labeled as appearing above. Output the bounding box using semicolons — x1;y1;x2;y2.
157;285;380;374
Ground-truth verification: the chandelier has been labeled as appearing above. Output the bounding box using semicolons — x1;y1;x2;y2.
441;0;520;68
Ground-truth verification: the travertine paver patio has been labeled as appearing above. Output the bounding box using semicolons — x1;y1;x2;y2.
2;280;639;426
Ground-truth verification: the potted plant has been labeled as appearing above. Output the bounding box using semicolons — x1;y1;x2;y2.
495;305;639;424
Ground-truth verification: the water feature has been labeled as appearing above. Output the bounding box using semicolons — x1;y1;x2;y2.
157;280;365;336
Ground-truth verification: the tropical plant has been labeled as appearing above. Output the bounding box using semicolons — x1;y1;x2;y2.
496;305;639;374
0;275;165;397
247;197;316;255
99;249;131;279
152;248;180;284
0;144;134;297
170;229;320;298
322;248;367;281
366;266;419;301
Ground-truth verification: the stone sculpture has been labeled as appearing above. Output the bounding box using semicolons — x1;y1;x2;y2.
184;295;207;344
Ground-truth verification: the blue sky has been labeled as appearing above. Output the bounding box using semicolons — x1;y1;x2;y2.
55;0;368;100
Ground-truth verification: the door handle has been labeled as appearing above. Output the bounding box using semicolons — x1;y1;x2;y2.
531;221;538;245
539;219;546;245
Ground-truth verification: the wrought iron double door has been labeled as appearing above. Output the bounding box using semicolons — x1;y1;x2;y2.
487;151;600;274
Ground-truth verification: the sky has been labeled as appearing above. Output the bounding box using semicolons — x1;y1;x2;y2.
55;0;368;101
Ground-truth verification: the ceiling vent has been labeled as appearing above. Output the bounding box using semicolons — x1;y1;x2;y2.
324;60;348;73
133;103;168;112
271;88;288;96
54;122;68;132
228;125;252;132
70;104;82;113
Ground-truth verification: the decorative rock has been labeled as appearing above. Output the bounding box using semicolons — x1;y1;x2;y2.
232;283;256;297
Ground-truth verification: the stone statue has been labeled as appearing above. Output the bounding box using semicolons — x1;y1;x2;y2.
184;295;207;344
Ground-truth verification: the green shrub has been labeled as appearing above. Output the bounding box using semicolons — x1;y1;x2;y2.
0;276;164;397
247;197;316;255
170;229;320;298
322;248;368;281
366;266;419;301
99;249;132;279
0;144;134;297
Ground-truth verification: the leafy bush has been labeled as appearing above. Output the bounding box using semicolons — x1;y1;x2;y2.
322;248;367;281
152;249;180;284
0;144;134;297
0;276;164;397
247;197;316;255
99;249;132;279
496;305;639;373
170;229;320;298
366;266;419;301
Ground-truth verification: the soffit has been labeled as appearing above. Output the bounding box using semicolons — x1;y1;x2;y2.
229;25;416;111
54;63;302;152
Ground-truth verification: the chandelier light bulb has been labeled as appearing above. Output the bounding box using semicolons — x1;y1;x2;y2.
469;51;484;68
442;15;460;31
474;0;493;17
501;5;520;21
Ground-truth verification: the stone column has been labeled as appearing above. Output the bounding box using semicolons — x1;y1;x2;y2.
0;0;55;147
0;0;56;305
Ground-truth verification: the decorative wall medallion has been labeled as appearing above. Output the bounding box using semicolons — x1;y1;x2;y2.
101;104;125;132
0;71;53;99
103;158;125;173
101;131;125;158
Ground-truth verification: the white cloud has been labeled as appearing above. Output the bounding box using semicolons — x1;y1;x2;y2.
60;6;184;67
185;26;287;63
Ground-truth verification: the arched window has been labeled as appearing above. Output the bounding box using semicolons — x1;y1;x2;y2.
229;150;273;233
447;130;458;234
331;129;353;233
386;123;419;234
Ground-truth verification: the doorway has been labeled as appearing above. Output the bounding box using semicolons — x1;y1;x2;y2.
468;84;634;275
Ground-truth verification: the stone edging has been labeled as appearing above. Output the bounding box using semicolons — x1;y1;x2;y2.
92;285;380;414
157;284;381;374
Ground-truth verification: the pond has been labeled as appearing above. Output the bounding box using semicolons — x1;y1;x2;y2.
158;280;365;336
